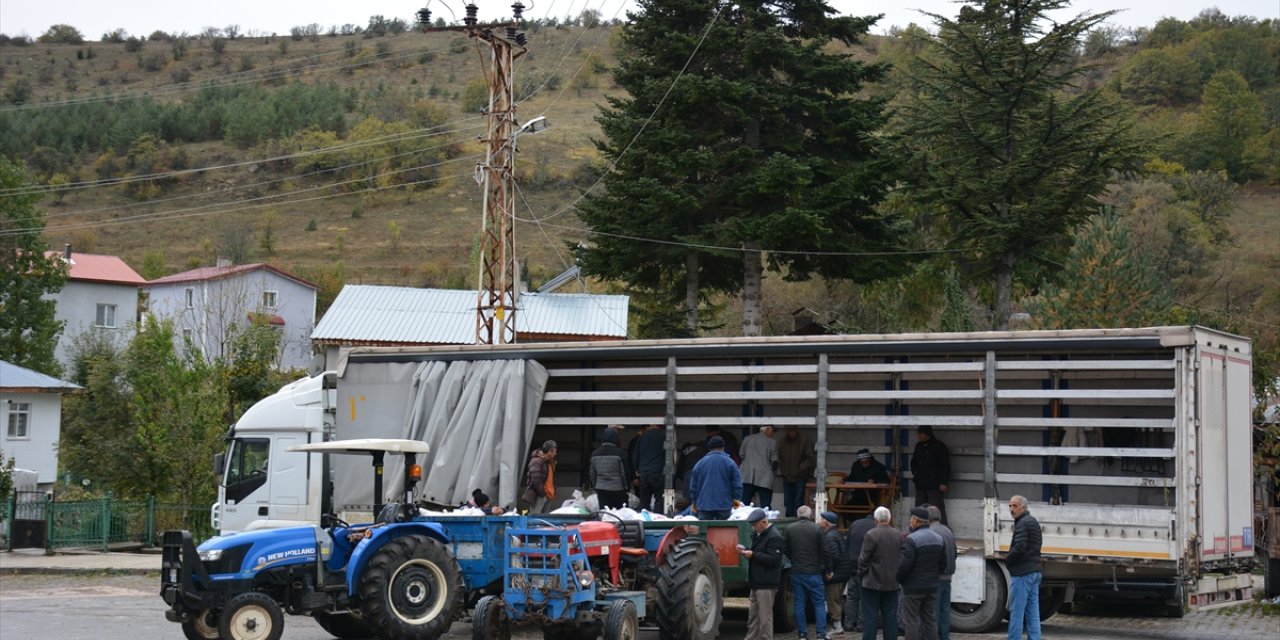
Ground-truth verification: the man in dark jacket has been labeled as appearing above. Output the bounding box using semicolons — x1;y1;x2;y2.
520;440;558;513
740;508;784;640
846;448;891;512
1005;495;1043;640
589;428;631;508
928;505;957;640
785;506;828;640
843;511;877;632
688;436;742;520
858;506;901;640
630;423;666;512
909;425;950;525
897;506;946;640
676;440;708;497
820;512;855;635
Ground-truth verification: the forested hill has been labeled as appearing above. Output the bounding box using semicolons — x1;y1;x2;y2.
0;9;1275;360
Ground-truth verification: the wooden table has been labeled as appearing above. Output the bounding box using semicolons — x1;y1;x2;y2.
803;480;897;523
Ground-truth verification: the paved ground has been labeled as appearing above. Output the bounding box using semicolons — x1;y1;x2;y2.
1;549;1276;639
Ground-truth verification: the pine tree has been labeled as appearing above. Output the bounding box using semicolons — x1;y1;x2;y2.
894;0;1146;329
1025;209;1171;329
0;156;67;376
575;0;908;336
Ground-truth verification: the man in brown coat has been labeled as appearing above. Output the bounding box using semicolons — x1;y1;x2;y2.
778;426;816;517
857;506;901;640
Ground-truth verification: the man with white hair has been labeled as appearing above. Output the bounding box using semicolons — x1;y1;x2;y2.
857;506;901;640
1005;495;1043;640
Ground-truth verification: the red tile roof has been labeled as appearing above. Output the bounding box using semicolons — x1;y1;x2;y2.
44;251;146;286
147;263;317;290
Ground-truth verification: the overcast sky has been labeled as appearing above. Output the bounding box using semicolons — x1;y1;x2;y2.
1;1;1275;40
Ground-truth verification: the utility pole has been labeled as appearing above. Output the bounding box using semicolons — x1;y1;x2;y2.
421;3;530;345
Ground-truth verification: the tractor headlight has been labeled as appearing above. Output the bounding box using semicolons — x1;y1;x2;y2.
577;569;595;587
198;549;223;562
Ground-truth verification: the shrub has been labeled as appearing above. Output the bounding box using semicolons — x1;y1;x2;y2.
124;36;145;52
305;218;317;231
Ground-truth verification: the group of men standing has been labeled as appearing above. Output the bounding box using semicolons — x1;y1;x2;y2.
742;497;1044;640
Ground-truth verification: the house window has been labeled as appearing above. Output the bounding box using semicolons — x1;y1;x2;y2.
262;291;278;309
182;328;193;342
185;288;194;309
7;402;30;439
95;303;117;328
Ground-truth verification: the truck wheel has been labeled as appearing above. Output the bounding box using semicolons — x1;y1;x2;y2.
655;539;723;640
473;595;511;640
948;562;1006;634
218;592;284;640
181;609;221;640
1039;587;1066;622
772;571;796;633
604;599;638;640
314;612;374;639
360;534;464;640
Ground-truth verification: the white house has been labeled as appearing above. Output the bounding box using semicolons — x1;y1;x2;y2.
145;261;319;370
0;360;81;486
45;246;146;371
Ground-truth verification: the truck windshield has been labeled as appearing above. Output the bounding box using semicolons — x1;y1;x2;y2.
225;438;270;503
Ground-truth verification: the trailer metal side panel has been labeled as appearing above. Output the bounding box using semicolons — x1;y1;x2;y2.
1194;330;1254;564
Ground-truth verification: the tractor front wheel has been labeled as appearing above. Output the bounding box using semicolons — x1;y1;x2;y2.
218;592;283;640
360;534;464;640
604;599;638;640
473;595;511;640
181;609;221;640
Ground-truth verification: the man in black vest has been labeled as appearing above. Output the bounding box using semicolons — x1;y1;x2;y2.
740;508;784;640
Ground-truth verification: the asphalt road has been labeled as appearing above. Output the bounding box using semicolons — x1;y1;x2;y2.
0;573;1275;640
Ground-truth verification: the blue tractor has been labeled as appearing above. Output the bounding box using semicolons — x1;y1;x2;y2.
161;439;464;640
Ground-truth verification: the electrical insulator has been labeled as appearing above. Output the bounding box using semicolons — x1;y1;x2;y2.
512;2;525;21
465;3;479;27
515;32;528;46
507;26;518;41
416;8;431;26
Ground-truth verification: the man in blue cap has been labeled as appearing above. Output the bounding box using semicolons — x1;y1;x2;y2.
688;435;742;520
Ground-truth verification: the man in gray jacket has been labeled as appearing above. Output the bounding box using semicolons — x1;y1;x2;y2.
897;506;946;640
928;505;957;640
739;425;779;509
589;428;631;508
784;505;829;640
857;506;901;640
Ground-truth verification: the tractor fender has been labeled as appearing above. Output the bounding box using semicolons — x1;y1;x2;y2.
344;522;450;596
654;526;695;567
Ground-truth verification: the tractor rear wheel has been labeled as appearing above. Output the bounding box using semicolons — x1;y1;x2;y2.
218;592;283;640
604;599;638;640
472;595;511;640
181;609;221;640
655;539;723;640
314;612;374;639
359;534;464;640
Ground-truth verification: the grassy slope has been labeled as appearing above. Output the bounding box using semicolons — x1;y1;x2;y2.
4;26;1277;336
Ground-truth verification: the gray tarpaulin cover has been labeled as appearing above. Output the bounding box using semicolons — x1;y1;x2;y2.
332;359;548;513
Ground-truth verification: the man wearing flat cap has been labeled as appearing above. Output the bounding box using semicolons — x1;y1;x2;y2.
847;448;891;514
910;425;951;525
820;511;855;635
740;508;784;639
897;506;947;640
688;435;742;520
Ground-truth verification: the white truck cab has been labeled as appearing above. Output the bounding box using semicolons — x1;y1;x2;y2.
213;372;335;533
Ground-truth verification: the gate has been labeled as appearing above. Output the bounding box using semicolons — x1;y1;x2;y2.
6;491;49;549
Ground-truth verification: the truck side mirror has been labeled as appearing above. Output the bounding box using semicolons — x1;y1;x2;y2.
213;452;225;476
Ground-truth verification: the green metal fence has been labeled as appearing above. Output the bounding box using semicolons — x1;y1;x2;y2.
4;493;216;552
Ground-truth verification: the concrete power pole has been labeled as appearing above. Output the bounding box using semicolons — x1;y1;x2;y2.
419;3;531;345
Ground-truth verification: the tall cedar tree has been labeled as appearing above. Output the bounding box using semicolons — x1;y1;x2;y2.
0;156;67;375
576;0;907;336
894;0;1145;329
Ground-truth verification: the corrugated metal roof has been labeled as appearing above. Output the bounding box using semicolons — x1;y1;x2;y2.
312;285;628;345
43;251;146;286
147;263;318;290
0;360;82;392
